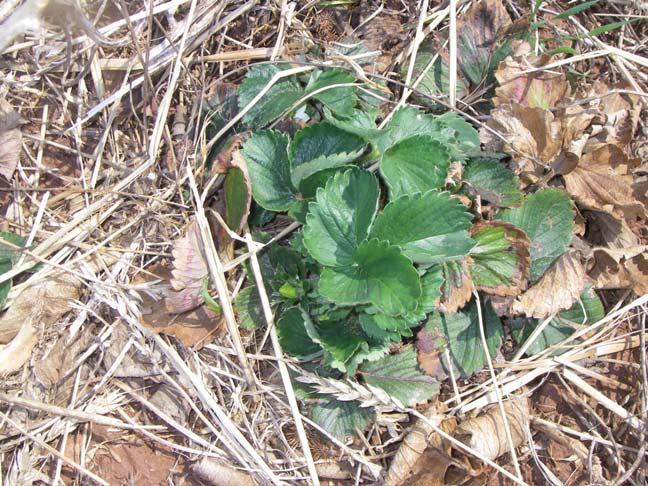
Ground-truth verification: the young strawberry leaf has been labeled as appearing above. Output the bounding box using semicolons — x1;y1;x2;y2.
318;240;421;316
434;112;481;155
242;130;296;211
303;168;379;267
377;106;439;154
370;191;474;264
426;299;503;377
276;307;321;357
380;135;452;199
499;189;574;283
311;398;374;440
360;345;440;407
238;64;304;129
469;221;531;296
462;158;523;207
289;123;366;186
305;69;358;117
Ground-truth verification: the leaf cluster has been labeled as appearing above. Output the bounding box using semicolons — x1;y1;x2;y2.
222;65;604;439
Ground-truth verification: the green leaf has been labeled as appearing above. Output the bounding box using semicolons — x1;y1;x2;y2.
419;267;444;313
0;261;11;307
311;398;374;440
233;286;265;330
360;345;439;407
318;240;421;316
302;314;366;373
242;130;296;211
0;231;25;264
238;64;304;129
463;158;523;207
289;123;366;186
426;300;503;377
380;135;451;199
469;221;530;296
305;69;358;116
499;189;575;282
434;112;481;155
511;288;604;356
303;168;379;267
298;167;347;199
403;52;469;109
370;191;474;264
324;107;382;143
276;307;321;357
359;312;410;343
224;166;250;232
376;106;438;154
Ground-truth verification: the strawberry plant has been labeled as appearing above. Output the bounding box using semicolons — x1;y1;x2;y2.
221;65;604;439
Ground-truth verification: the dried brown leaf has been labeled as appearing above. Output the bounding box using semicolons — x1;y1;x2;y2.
0;272;81;344
416;326;449;380
456;395;530;462
487;104;562;186
590;249;648;295
0;324;37;375
385;405;459;486
137;263;222;348
190;458;256;486
590;81;643;146
0;99;22;180
0;271;81;375
564;144;645;220
513;250;586;319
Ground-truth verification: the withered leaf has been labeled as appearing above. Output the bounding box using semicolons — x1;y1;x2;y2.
166;220;208;314
385;405;459;486
416;325;449;380
456;395;530;462
439;259;473;314
513;250;586;319
0;99;22;180
469;221;530;297
564;144;644;220
138;263;222;348
493;41;569;109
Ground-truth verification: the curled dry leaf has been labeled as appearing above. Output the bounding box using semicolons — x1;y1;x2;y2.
0;99;23;180
190;458;256;486
589;248;648;295
0;272;81;375
385;405;459;486
563;144;645;220
513;250;585;319
166;220;208;314
456;394;530;462
590;81;642;147
487;104;562;186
